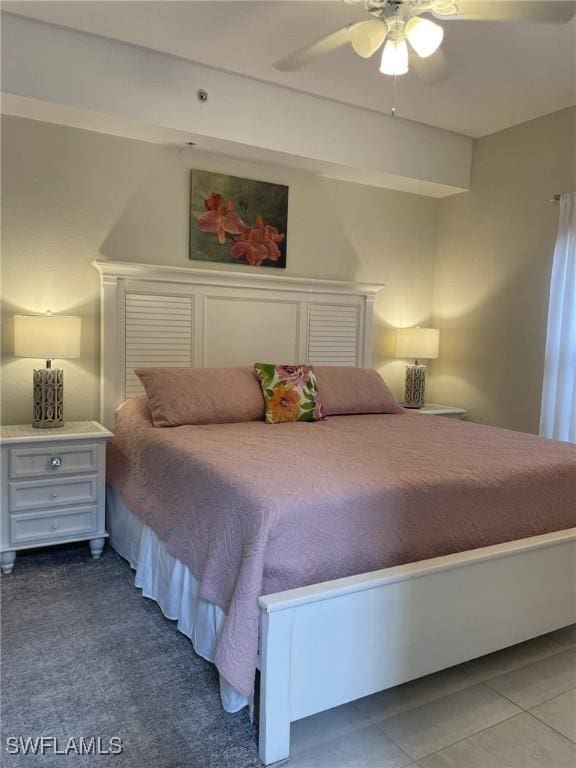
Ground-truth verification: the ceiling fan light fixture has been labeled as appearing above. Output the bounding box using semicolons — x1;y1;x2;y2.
379;37;409;76
349;19;389;58
406;16;444;58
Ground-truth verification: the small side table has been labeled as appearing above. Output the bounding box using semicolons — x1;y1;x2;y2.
409;403;467;420
0;421;112;574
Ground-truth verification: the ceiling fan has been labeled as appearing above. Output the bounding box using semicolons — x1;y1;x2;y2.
275;1;576;78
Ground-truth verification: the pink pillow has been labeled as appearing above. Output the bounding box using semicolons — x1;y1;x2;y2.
314;367;403;416
135;367;265;427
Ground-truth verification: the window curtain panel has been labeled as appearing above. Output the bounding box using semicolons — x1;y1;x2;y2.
540;192;576;443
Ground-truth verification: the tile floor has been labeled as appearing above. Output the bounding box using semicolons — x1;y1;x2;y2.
286;627;576;767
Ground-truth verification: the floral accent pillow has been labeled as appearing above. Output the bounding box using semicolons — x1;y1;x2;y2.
253;363;326;424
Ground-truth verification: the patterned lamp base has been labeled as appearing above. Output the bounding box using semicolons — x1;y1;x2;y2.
404;363;427;409
33;368;64;428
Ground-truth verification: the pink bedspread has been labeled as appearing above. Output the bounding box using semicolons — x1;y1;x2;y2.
108;397;576;697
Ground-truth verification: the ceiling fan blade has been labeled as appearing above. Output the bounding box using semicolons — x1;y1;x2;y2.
439;1;576;23
410;49;452;84
349;19;388;58
274;26;352;71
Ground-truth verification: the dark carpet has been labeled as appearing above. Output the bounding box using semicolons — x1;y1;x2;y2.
0;544;262;767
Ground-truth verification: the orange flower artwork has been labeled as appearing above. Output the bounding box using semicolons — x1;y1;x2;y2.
197;193;246;245
190;170;288;268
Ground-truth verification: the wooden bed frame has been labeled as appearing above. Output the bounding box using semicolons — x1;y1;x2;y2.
94;260;576;765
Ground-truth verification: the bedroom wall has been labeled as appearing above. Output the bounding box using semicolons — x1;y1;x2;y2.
428;106;576;434
1;115;438;425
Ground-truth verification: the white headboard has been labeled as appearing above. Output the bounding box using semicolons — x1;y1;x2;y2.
92;261;384;428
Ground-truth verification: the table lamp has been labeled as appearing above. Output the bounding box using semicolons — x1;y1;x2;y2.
14;312;82;428
395;327;439;408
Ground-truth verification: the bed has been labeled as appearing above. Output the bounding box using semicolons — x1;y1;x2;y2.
94;260;576;764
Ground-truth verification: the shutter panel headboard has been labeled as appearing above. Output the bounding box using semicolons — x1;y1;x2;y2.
93;261;384;428
308;304;360;367
124;294;194;398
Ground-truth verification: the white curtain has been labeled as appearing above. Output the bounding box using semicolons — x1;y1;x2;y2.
540;192;576;442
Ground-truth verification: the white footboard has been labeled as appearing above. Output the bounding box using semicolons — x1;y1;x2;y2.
258;528;576;765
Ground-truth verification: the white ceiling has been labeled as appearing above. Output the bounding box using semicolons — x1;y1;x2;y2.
3;1;576;137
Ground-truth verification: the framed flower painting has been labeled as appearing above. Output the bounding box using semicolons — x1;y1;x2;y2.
189;170;288;268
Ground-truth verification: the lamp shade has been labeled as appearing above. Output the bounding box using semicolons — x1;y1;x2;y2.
14;314;81;360
406;17;444;58
380;38;409;76
395;327;440;360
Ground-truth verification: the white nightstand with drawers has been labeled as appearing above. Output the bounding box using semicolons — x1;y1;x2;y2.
413;404;467;419
0;421;112;575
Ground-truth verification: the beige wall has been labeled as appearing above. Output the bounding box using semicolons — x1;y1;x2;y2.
428;106;576;433
1;115;438;425
4;108;573;432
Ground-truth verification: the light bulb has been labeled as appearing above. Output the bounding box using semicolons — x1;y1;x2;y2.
406;16;444;58
379;38;409;76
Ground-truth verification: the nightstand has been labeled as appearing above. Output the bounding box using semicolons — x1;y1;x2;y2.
0;421;112;575
411;403;467;419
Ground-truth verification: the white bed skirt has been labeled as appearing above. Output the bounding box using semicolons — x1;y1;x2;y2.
106;487;250;713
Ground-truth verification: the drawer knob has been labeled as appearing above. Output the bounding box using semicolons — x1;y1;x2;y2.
50;521;61;530
50;491;60;498
50;456;62;469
